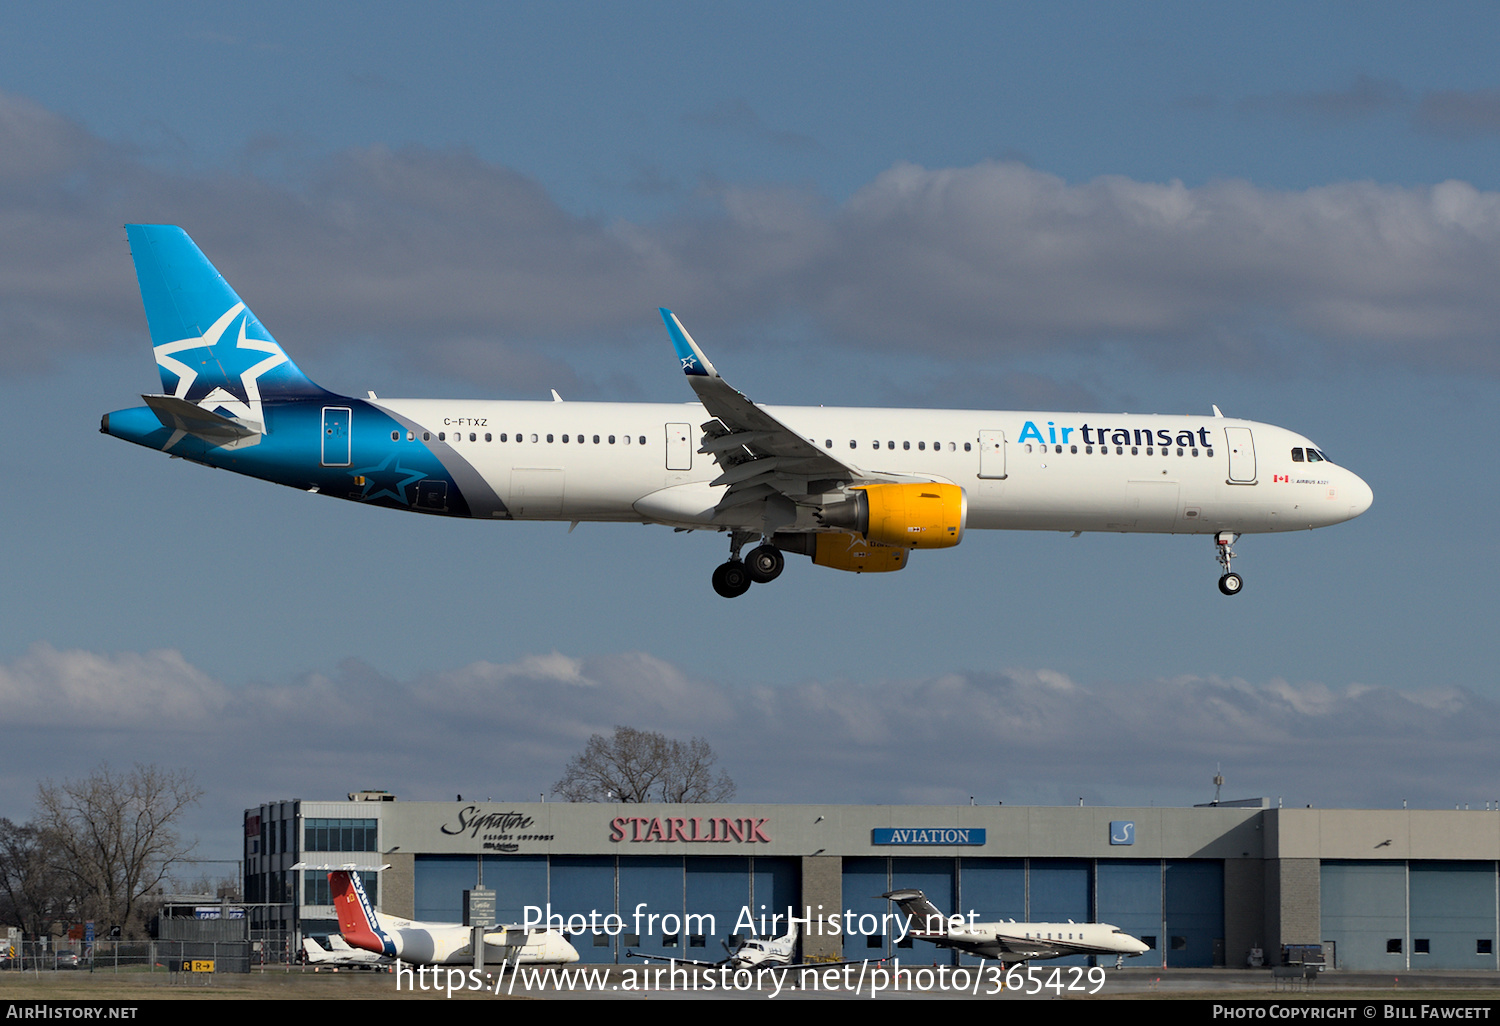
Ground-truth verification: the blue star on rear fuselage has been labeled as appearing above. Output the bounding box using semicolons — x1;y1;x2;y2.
350;453;426;506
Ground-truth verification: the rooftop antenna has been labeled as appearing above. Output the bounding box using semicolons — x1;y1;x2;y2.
1213;764;1224;806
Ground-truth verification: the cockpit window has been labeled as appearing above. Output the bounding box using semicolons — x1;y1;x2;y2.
1306;448;1324;462
1291;447;1304;462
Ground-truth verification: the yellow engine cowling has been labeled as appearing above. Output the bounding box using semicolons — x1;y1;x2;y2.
810;535;909;573
855;482;966;549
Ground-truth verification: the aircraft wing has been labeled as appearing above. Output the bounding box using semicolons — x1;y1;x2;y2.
661;310;887;513
985;932;1105;961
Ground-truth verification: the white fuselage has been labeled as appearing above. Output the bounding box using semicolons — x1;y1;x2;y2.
372;398;1372;536
918;920;1152;963
365;912;579;966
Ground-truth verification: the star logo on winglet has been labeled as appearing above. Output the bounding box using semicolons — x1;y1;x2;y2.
681;356;698;372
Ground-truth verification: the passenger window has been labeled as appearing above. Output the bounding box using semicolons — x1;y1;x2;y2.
1070;445;1077;454
547;434;554;443
390;431;399;441
903;441;910;450
826;439;833;448
964;442;971;451
624;434;631;444
849;440;856;449
530;433;538;443
1191;448;1198;456
438;431;446;441
423;432;430;441
485;432;492;442
1131;446;1138;455
593;434;600;444
918;441;926;450
1054;445;1062;453
1086;445;1093;454
500;433;508;442
406;431;414;441
639;436;646;445
469;432;476;442
562;434;569;443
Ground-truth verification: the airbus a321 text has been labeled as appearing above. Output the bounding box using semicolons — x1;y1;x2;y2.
305;866;579;966
103;226;1372;597
883;889;1150;968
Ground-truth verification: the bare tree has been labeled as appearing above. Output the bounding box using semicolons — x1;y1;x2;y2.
0;818;78;937
554;726;735;803
35;764;202;937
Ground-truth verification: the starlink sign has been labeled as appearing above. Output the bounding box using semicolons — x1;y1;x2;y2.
610;816;773;843
872;828;986;846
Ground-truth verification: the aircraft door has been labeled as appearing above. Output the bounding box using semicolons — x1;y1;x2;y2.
322;407;351;466
1224;427;1257;483
978;430;1007;479
666;422;692;471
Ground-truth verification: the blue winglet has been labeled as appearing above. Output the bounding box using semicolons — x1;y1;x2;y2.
660;308;714;377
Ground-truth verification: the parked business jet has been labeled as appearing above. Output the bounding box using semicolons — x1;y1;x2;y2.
102;226;1372;597
629;922;800;969
882;889;1150;968
301;934;388;969
312;866;579;966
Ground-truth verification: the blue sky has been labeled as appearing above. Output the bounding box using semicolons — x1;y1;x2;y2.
1;2;1498;865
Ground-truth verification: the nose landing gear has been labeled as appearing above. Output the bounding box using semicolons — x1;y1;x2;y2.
712;533;784;597
1215;532;1243;596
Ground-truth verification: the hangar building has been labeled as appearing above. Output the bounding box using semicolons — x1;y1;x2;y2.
245;796;1500;970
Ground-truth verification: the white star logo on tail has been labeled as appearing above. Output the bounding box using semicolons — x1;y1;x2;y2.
153;302;288;430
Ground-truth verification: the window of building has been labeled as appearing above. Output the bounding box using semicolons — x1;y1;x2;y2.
1387;939;1403;954
304;817;379;852
1414;938;1430;954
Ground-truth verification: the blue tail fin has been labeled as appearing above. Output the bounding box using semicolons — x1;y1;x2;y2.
125;225;332;425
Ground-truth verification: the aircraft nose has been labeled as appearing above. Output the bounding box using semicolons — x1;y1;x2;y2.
1347;473;1373;519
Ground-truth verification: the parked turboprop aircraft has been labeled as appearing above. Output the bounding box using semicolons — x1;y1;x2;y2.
882;889;1150;968
102;225;1372;597
316;867;578;966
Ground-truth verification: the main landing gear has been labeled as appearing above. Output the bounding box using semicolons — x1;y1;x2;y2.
712;533;784;598
1215;531;1243;596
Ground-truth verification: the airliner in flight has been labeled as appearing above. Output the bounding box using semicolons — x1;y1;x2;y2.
102;225;1372;597
882;889;1150;968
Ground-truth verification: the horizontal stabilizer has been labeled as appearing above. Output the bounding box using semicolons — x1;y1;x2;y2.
142;393;263;444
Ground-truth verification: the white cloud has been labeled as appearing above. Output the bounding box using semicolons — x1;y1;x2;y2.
0;645;1493;845
2;90;1500;383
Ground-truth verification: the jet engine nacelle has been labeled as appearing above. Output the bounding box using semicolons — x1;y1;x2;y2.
818;482;967;549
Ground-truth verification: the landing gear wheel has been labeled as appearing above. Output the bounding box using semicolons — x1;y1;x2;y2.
1213;532;1242;596
712;561;752;598
745;545;784;584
